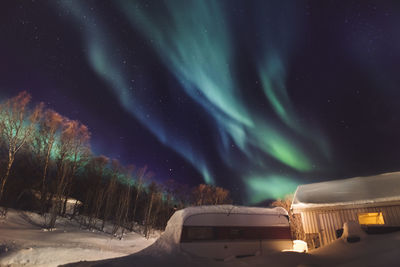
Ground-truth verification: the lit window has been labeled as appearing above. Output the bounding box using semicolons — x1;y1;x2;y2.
358;212;385;225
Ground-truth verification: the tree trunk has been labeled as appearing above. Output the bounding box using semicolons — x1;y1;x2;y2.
144;193;154;238
132;182;142;221
0;153;14;202
40;140;53;213
102;176;116;231
61;159;77;216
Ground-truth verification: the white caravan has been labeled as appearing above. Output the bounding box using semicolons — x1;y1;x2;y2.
174;205;292;260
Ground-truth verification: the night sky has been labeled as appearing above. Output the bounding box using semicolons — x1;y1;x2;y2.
1;0;400;203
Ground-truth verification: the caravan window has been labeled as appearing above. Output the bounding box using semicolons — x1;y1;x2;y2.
358;212;385;225
186;227;215;240
181;226;291;242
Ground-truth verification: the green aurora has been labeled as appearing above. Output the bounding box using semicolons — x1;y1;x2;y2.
57;0;330;202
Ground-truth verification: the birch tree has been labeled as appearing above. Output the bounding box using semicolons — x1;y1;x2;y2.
132;166;153;221
61;120;90;216
112;169;133;237
101;159;119;230
0;91;42;201
48;119;90;228
36;109;63;210
84;155;108;228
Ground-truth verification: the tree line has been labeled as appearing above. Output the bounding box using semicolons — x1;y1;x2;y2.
0;91;231;236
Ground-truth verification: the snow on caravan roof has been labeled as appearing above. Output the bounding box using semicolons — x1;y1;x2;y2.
292;171;400;210
139;205;288;255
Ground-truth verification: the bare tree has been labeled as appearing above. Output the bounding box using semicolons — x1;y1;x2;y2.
112;171;133;237
174;183;191;209
149;191;163;232
101;159;119;231
144;181;159;238
84;155;108;228
192;184;231;206
0;92;188;233
132;166;153;221
272;194;305;240
162;179;177;225
192;184;207;206
36;109;63;211
61;121;90;216
48;119;90;228
213;186;231;205
0;91;42;201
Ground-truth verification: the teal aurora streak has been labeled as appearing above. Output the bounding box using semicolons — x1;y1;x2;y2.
59;0;330;202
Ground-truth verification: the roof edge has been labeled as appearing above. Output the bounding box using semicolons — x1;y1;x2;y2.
292;198;400;213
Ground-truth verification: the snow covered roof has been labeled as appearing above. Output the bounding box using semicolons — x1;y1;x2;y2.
292;171;400;210
180;205;288;227
179;205;287;220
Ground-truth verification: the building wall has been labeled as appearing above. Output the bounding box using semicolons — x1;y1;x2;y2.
299;204;400;248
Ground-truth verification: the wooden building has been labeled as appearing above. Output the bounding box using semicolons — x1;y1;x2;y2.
291;172;400;249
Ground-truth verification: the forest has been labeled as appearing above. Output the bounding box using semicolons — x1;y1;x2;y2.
0;91;231;237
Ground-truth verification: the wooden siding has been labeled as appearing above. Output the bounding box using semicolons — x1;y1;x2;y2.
299;204;400;247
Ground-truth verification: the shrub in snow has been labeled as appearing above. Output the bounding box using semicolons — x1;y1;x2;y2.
342;221;366;243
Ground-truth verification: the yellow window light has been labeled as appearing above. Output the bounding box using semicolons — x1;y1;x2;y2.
358;212;385;225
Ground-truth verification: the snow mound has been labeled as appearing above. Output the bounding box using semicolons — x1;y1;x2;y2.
0;247;126;267
342;221;366;242
0;208;157;267
311;228;400;267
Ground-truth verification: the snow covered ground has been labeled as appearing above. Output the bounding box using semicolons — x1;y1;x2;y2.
63;230;400;267
2;207;400;267
0;209;158;267
310;229;400;267
65;220;400;267
63;206;400;267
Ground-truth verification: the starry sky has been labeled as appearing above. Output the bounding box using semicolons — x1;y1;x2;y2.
1;0;400;204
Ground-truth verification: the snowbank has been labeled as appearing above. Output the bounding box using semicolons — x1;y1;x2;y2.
310;229;400;266
64;230;400;267
342;221;366;242
5;206;400;267
0;209;157;267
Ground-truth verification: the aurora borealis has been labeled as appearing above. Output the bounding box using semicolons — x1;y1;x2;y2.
2;0;400;203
